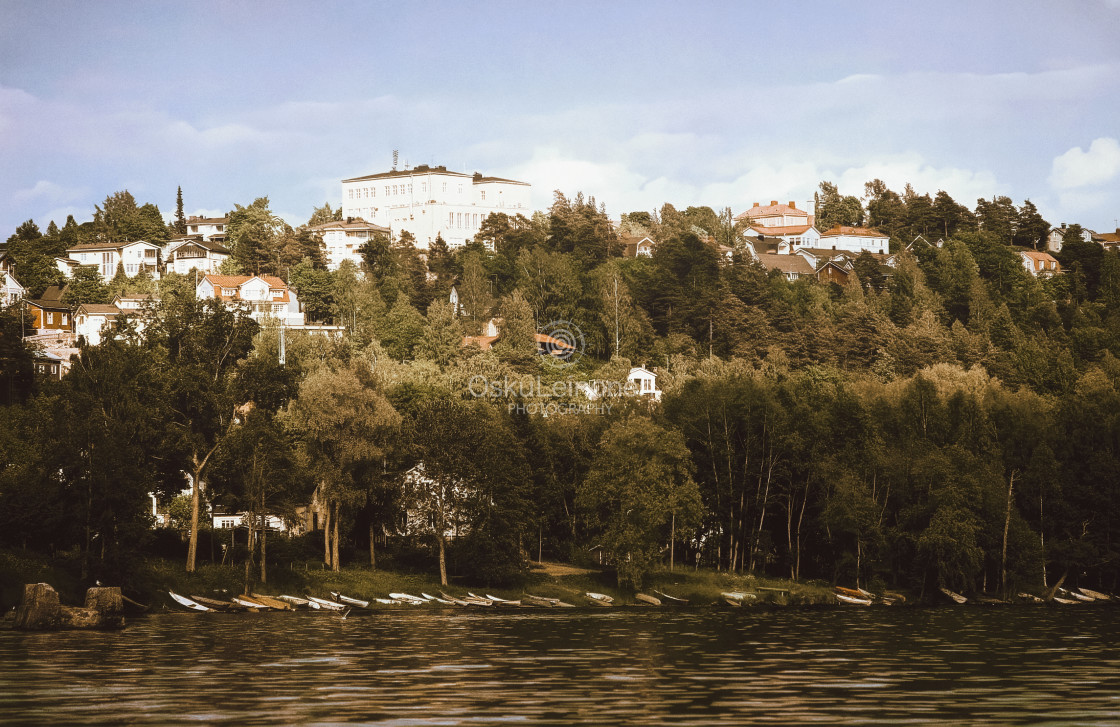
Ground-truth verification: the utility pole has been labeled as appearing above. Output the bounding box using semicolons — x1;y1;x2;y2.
613;276;620;357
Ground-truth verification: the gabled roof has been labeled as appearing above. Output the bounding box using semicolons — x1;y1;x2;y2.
757;253;815;276
820;226;888;238
1020;250;1059;262
170;238;231;254
39;285;68;302
735;201;810;222
309;219;391;234
66;239;161;253
747;224;816;237
1095;229;1120;243
186;216;229;225
77;304;124;316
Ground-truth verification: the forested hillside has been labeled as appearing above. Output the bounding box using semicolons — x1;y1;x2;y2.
2;182;1118;598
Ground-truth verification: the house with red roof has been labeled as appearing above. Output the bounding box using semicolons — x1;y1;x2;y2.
819;225;891;255
196;274;305;326
736;200;821;251
1020;250;1061;277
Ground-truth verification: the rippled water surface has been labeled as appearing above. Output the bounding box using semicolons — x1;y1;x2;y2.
2;607;1119;725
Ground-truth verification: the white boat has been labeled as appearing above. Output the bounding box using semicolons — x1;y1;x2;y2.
635;593;661;606
169;591;212;612
232;595;270;610
389;592;427;604
306;595;347;611
331;592;370;608
439;591;474;606
836;592;873;605
275;595;311;608
1052;596;1079;604
486;594;522;607
586;592;614;604
373;598;397;605
1060;588;1094;602
939;587;967;604
1078;587;1112;601
653;590;689;605
421;593;454;605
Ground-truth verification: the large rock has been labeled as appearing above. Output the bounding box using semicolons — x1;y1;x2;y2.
14;583;61;630
60;606;124;630
84;587;124;615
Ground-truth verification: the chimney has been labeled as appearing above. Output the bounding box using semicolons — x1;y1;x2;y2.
1061;223;1067;229
770;200;778;206
789;201;796;208
752;202;759;208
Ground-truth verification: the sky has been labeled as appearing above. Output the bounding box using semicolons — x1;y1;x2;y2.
2;0;1119;238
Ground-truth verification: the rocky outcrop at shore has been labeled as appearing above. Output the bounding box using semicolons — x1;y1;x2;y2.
12;583;125;630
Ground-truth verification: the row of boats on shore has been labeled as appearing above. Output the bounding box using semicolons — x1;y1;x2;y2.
834;585;1118;606
167;588;692;613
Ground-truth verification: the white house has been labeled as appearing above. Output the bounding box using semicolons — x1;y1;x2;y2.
1020;250;1061;277
621;235;655;257
737;200;821;251
308;218;392;271
818;226;891;255
74;303;124;346
64;240;163;281
196;274;305;326
212;512;287;532
1046;224;1093;253
627;366;662;402
164;238;231;275
340;164;532;249
1;270;25;307
184;216;229;242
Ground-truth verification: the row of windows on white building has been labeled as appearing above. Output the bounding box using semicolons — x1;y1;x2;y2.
348;180;476;200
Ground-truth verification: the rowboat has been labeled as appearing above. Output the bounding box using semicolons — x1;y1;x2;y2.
1060;588;1094;602
439;591;474;606
389;592;427;605
330;592;370;608
306;595;347;611
275;595;312;608
190;595;246;612
485;594;522;607
653;590;689;605
1078;587;1112;601
523;594;558;607
586;592;613;603
635;593;661;606
721;591;756;604
169;591;212;612
1017;592;1044;603
372;598;397;605
836;592;872;605
232;595;270;610
939;587;967;604
835;586;869;600
421;593;455;605
1052;596;1078;604
251;594;293;610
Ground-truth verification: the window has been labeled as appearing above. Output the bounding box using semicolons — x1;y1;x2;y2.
442;182;447;193
449;212;454;226
62;314;68;325
458;184;463;193
371;187;376;197
393;185;398;195
385;186;390;196
47;312;54;324
145;249;156;259
348;190;353;199
481;191;486;201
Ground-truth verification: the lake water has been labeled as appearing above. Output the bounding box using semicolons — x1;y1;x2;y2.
1;606;1119;725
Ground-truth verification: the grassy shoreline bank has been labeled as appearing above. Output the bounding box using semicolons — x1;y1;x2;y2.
2;549;838;611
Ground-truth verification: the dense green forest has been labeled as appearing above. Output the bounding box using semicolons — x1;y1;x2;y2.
2;181;1119;599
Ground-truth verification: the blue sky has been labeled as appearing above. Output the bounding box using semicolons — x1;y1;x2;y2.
2;0;1118;237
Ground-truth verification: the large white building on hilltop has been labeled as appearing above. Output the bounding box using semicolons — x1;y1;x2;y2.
340;164;532;249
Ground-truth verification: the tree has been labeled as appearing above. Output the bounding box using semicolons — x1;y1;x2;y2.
227;197;287;275
378;296;425;361
864;179;906;240
815;182;864;229
149;293;259;572
1014;200;1049;250
308;202;343;227
174;186;187;235
457;250;494;335
975;196;1018;245
578;414;702;589
0;305;34;405
404;398;530;585
416;299;462;367
62;266;111;307
289;362;400;571
93;191;168;243
494;289;537;366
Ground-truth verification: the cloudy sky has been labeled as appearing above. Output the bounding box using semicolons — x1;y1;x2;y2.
2;0;1118;237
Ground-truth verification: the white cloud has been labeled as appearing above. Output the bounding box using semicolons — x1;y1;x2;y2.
13;180;88;206
1049;137;1120;190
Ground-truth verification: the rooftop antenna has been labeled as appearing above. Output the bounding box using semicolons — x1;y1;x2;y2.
392;149;398;171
